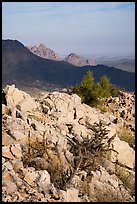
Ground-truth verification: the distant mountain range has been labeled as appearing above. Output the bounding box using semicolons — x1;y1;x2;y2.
26;44;96;66
2;39;135;91
95;57;135;73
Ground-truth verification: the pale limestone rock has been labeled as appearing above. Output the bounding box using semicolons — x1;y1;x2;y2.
2;146;16;160
3;161;13;171
59;188;81;202
10;144;22;159
12;159;24;172
2;171;18;194
2;157;5;164
2;104;10;115
110;136;135;169
24;171;38;186
4;84;25;108
2;132;15;146
37;170;51;194
29;118;46;133
3;180;18;194
11;130;28;144
4;84;38;113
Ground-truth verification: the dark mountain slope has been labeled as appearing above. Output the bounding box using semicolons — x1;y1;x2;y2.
2;40;135;91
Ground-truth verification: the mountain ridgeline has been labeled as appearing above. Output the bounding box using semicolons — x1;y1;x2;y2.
2;39;135;91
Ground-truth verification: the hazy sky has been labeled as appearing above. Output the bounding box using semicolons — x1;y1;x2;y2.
2;2;135;57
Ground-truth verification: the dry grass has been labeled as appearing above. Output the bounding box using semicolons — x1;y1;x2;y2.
117;126;135;148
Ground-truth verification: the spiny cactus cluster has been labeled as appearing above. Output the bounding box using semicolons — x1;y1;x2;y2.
63;120;118;189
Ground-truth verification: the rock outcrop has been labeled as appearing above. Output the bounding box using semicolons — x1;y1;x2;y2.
64;53;96;66
2;85;135;202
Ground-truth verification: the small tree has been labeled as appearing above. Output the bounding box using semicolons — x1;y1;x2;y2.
99;75;111;98
89;83;102;106
81;70;94;91
73;71;121;108
73;70;94;104
109;84;120;97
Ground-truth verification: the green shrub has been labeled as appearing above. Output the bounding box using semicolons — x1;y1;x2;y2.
109;84;120;97
73;70;121;107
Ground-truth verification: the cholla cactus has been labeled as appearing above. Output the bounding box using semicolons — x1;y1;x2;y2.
64;120;118;189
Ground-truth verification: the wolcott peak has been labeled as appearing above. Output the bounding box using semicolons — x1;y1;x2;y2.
26;43;62;61
38;44;47;49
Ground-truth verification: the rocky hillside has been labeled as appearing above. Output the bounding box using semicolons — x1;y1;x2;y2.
2;40;135;91
26;44;62;61
2;85;135;202
64;53;96;66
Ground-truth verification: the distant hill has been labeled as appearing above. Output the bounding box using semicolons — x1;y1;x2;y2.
2;39;135;91
96;57;135;73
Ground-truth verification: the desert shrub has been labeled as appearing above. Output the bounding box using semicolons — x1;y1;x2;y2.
73;70;94;104
90;185;131;202
22;132;73;190
115;163;135;195
99;75;111;98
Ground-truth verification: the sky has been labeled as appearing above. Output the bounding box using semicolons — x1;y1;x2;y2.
2;2;135;58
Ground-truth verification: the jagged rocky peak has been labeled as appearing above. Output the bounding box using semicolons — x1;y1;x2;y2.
64;52;96;66
26;43;62;61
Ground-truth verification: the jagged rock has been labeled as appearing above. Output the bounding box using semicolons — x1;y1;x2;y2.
3;161;14;171
2;131;16;146
24;168;38;186
2;104;10;115
2;146;16;160
2;85;135;202
3;84;38;114
10;144;22;159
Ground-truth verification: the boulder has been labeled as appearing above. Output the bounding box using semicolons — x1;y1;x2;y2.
110;136;135;169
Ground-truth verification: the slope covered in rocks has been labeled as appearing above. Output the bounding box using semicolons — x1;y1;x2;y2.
2;85;135;202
